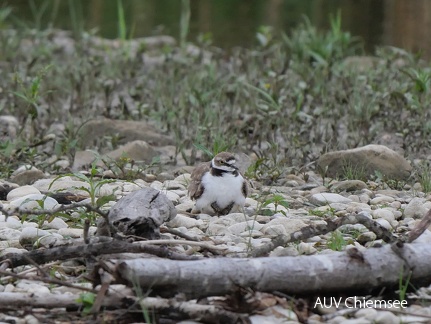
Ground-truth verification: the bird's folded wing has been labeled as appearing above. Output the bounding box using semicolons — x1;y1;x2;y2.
188;162;210;200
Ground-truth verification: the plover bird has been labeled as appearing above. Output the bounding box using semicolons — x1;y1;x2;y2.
188;151;248;215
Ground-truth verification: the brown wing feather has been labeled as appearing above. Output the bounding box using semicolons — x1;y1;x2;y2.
242;177;249;198
188;162;210;200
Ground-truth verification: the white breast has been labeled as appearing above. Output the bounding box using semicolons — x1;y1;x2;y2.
195;172;245;212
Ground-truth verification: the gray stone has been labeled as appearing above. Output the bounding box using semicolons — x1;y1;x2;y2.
0;228;22;240
354;308;378;320
261;218;308;235
175;201;195;213
58;228;83;238
375;218;392;230
370;196;395;205
227;220;263;235
372;209;395;223
309;193;352;206
43;217;68;230
2;217;23;229
10;166;46;186
239;230;263;238
167;214;203;229
19;227;61;246
122;183;142;192
404;197;428;219
317;144;411;180
297;242;317;255
224;213;253;223
373;311;400;324
78;118;174;148
207;223;230;236
262;224;288;236
270;246;299;257
163;190;181;203
0;247;26;256
0;115;19;141
105;140;158;164
157;172;175;182
332;180;368;192
97;187;176;239
356;231;377;244
15;280;50;294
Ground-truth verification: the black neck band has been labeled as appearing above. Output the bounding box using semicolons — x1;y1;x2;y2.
210;167;238;177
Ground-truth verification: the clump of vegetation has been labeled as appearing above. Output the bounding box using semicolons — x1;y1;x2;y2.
327;230;347;251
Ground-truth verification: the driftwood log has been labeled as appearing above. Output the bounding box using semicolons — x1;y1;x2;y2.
116;242;431;299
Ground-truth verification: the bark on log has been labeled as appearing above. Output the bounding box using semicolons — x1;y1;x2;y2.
116;242;431;299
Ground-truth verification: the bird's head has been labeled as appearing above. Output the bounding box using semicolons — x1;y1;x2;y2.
211;152;238;172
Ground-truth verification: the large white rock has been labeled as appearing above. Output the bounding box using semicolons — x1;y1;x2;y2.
33;177;91;196
7;186;41;201
8;194;59;211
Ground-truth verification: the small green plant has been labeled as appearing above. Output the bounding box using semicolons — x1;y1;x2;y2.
283;11;362;68
327;230;346;251
50;161;117;224
245;143;286;184
12;65;52;122
180;0;190;49
341;161;367;181
402;68;431;94
416;162;431;193
256;25;274;47
103;154;160;181
76;292;96;315
131;276;156;323
398;267;413;302
259;194;289;216
116;0;127;40
193;138;234;161
309;206;336;218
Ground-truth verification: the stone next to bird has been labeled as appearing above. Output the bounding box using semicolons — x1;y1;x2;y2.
188;152;248;216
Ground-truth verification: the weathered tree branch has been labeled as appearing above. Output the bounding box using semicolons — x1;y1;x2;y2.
407;208;431;243
0;292;248;323
0;238;201;268
251;212;397;257
116;242;431;299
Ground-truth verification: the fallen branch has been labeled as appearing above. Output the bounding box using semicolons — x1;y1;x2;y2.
0;202;109;219
0;238;201;268
0;292;248;323
116;242;431;299
0;269;96;293
0;291;128;310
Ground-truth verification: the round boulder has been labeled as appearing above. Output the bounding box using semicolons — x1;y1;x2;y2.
317;144;411;180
